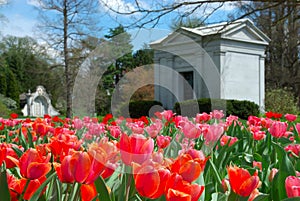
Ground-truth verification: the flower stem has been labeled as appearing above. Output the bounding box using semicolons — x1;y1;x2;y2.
125;174;132;201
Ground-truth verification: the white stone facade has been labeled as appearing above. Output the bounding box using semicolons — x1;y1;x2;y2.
150;19;270;112
22;86;60;117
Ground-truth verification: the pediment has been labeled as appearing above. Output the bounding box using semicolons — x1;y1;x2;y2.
222;24;270;45
151;31;200;47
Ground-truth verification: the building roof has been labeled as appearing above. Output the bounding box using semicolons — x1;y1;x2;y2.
150;18;271;46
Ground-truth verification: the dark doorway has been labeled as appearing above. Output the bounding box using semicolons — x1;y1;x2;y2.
180;71;194;100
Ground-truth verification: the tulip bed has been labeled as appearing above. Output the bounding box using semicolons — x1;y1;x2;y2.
0;110;299;201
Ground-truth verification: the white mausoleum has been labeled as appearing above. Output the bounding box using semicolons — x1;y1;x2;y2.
150;19;270;112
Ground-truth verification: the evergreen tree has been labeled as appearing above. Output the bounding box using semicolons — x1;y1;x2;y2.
0;57;7;95
5;68;19;104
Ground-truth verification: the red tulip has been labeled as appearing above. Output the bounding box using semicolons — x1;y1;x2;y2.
285;176;300;198
133;161;171;199
19;148;51;180
10;113;18;119
227;165;260;197
55;150;106;184
8;173;47;201
120;133;154;166
55;143;117;185
81;183;98;201
0;143;7;166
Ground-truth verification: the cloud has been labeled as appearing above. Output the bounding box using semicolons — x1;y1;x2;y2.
0;0;8;5
1;14;37;37
100;0;136;13
26;0;44;8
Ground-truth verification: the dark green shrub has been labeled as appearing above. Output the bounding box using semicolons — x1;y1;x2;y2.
174;98;259;119
118;100;163;118
0;101;10;117
0;94;17;110
229;100;259;119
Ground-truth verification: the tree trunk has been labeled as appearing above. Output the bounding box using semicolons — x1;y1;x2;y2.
63;0;72;118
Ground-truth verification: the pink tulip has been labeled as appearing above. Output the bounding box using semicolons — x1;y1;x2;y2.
295;123;300;134
120;133;154;166
220;135;238;146
211;110;224;120
156;135;171;149
285;114;297;122
203;124;224;145
181;121;202;139
269;121;287;138
285;176;300;198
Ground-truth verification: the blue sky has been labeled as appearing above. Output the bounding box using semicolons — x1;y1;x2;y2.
0;0;236;50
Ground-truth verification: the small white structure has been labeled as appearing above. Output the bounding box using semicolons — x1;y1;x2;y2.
150;19;270;111
22;86;60;117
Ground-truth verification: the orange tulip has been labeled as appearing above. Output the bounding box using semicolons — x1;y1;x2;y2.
55;151;91;183
19;148;51;180
170;153;208;183
166;189;191;201
55;149;111;184
120;133;154;166
227;165;260;197
165;173;204;201
133;161;170;199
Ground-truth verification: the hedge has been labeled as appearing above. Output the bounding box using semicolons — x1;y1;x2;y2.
118;100;164;118
174;98;259;119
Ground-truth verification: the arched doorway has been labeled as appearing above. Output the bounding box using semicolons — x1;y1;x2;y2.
32;96;48;117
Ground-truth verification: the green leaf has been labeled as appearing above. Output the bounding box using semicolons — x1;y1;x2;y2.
94;176;111;201
0;170;11;201
19;125;29;150
271;142;296;201
26;128;34;148
281;198;300;201
208;158;222;186
29;172;57;201
211;192;227;201
12;146;23;158
252;194;269;201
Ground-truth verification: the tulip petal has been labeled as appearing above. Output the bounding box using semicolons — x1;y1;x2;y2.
238;176;260;197
134;165;160;198
166;188;191;201
60;155;75;183
27;162;51;180
179;160;201;183
81;184;98;201
75;152;91;183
